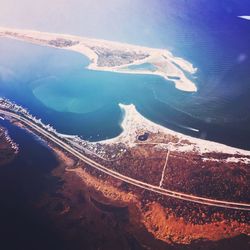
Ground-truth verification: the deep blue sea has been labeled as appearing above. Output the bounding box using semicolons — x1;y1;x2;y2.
0;119;66;250
0;1;250;150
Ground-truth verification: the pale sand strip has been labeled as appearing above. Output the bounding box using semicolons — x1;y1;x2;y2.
159;150;171;188
101;104;250;158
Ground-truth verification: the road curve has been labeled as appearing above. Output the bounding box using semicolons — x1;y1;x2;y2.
1;109;250;211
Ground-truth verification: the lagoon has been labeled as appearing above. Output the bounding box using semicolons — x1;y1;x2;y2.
0;37;250;149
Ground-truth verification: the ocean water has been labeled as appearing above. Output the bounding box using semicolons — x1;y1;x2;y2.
0;119;65;250
0;34;250;149
1;2;250;250
1;1;250;149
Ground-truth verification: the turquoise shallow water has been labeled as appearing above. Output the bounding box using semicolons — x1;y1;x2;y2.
0;36;250;149
1;2;250;249
126;63;157;72
33;76;107;114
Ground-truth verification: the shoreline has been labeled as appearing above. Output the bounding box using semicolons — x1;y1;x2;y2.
100;103;250;157
38;130;250;247
0;26;197;92
1;97;250;159
0;26;249;249
33;119;249;247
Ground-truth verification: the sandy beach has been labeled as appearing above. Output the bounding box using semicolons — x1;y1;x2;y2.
1;27;249;159
101;104;250;159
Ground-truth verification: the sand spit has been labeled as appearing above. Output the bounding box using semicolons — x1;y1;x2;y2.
101;104;250;159
0;26;197;92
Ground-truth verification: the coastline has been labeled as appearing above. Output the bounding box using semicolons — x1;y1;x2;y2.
101;104;250;157
0;13;249;248
1;100;249;247
37;133;250;247
1;97;250;161
0;26;197;92
0;125;18;165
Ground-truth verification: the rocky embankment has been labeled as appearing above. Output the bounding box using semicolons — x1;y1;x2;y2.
0;126;18;166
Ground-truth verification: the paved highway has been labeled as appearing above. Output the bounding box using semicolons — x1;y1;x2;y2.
1;108;250;211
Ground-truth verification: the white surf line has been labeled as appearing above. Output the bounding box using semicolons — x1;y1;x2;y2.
238;16;250;20
0;116;4;120
159;150;171;188
179;125;199;133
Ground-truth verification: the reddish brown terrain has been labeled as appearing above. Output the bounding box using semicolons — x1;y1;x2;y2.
37;142;249;249
0;101;249;249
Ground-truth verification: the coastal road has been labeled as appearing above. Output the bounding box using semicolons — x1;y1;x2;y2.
1;108;250;211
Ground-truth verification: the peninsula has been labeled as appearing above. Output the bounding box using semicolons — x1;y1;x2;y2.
0;98;249;247
1;27;250;248
0;27;197;92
